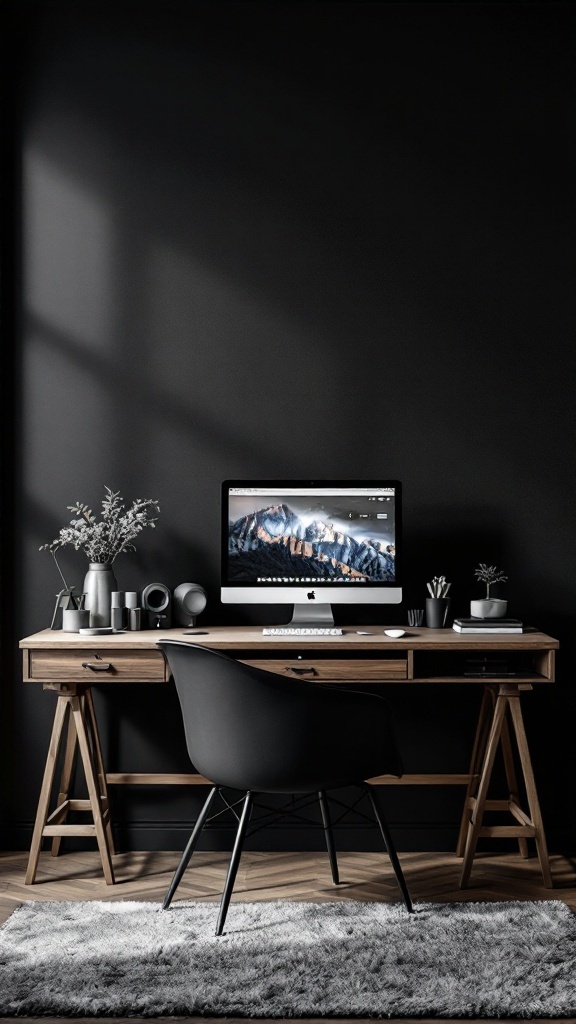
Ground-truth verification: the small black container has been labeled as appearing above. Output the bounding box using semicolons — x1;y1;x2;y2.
425;597;450;629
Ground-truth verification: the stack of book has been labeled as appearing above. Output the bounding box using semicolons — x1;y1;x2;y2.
452;617;523;634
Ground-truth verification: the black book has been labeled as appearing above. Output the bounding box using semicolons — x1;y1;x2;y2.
454;617;523;627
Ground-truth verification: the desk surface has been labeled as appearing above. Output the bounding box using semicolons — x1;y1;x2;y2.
20;625;559;652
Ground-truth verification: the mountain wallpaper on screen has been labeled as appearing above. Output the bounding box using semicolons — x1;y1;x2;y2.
228;504;395;582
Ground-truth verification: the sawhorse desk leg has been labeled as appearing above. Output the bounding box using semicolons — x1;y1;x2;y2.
25;684;115;885
457;682;552;889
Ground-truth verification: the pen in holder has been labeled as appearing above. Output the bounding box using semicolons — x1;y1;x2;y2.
425;576;451;628
407;609;424;627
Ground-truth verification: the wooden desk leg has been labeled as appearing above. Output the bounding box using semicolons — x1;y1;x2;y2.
499;712;530;860
84;690;116;856
50;710;78;858
26;687;115;886
70;695;115;884
507;695;552;888
459;684;552;889
459;692;507;888
455;687;493;857
50;693;115;859
25;695;69;884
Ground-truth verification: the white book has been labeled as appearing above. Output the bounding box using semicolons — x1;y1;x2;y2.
453;623;523;633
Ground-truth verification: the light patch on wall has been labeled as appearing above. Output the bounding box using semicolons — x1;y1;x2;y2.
24;149;113;351
23;331;114;500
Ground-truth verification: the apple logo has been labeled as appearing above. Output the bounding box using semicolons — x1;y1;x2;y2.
307;591;316;600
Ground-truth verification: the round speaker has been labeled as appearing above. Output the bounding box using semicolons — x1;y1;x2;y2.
140;583;172;629
141;583;171;612
173;583;207;626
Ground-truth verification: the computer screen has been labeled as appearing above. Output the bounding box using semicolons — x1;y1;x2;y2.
221;480;402;625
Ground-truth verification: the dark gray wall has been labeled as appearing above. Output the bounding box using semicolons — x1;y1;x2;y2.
2;1;575;853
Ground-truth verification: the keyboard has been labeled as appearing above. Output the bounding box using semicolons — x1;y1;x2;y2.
262;627;343;636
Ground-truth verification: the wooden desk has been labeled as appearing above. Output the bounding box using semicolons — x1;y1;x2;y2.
20;625;559;889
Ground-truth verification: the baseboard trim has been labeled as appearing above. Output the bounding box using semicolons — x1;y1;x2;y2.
3;820;574;854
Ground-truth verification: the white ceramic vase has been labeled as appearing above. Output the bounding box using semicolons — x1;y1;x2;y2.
83;562;118;627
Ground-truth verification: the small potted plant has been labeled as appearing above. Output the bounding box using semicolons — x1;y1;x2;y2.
471;563;508;618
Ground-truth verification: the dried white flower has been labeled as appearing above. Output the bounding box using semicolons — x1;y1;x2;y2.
40;486;160;564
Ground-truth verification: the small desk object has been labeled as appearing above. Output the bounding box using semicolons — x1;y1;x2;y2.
20;626;559;888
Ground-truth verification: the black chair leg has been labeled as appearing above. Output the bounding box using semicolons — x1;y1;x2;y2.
215;790;253;936
365;785;414;913
163;786;219;910
318;790;339;884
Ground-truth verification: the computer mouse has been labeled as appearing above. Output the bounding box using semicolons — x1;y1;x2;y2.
184;630;209;635
384;629;406;638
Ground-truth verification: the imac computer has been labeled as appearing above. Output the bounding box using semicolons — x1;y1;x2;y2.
222;480;402;628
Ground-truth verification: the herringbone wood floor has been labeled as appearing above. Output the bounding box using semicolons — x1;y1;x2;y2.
1;848;575;1024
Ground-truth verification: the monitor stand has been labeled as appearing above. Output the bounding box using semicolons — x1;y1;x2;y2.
286;603;335;628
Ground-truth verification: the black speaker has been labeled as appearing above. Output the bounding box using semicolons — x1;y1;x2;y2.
140;583;172;629
173;583;207;626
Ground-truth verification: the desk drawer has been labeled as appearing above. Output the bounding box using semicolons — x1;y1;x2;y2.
26;649;168;683
239;659;408;682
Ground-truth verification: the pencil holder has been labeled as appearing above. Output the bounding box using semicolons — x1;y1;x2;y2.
425;597;450;629
61;608;90;632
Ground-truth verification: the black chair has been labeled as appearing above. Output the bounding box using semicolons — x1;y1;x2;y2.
157;640;414;934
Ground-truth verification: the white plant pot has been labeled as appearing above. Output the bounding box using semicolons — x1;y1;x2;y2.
470;598;508;619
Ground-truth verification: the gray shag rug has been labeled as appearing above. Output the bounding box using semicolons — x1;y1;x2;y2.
1;899;576;1018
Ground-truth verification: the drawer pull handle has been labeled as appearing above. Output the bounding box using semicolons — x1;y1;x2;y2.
82;661;112;672
289;666;316;675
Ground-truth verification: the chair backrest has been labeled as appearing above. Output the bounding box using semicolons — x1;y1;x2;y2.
158;641;402;793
